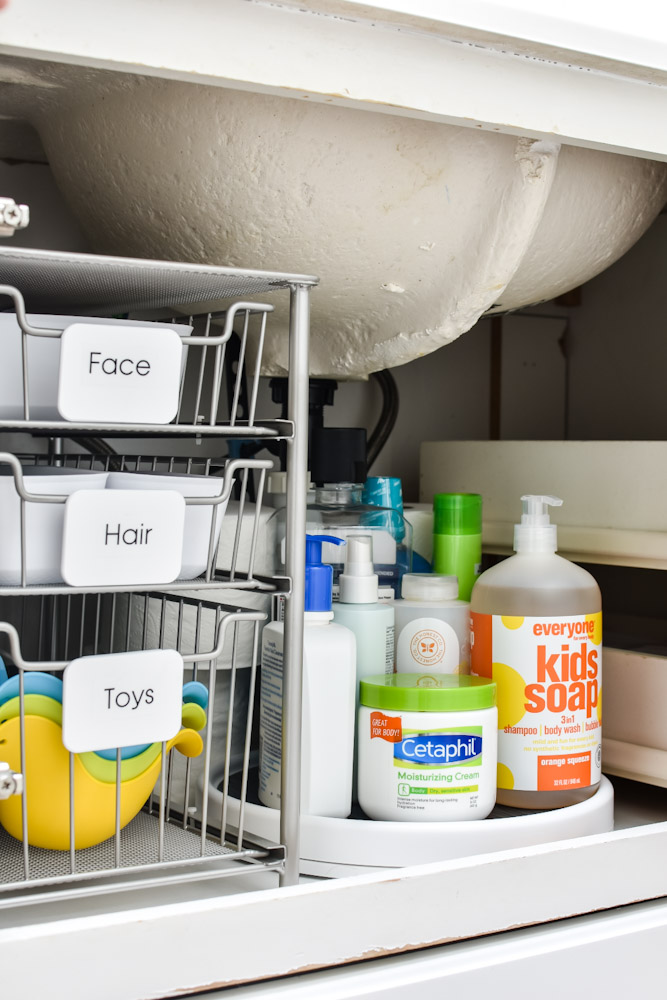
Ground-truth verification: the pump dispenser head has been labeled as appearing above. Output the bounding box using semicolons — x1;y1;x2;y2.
514;495;563;553
305;534;345;612
339;534;378;604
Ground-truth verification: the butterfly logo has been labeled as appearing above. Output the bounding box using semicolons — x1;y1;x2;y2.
410;629;445;665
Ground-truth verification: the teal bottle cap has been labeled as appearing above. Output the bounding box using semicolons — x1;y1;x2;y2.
433;493;482;535
362;476;405;542
363;476;403;513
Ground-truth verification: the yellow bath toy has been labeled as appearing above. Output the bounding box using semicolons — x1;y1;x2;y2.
180;701;207;732
0;696;206;779
0;714;204;850
0;691;204;783
0;694;62;727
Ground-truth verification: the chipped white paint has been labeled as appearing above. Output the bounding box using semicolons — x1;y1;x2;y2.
177;900;667;998
3;818;667;999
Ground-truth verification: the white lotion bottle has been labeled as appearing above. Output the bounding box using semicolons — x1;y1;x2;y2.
258;534;356;817
333;534;395;796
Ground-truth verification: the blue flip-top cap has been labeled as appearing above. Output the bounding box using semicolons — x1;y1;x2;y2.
305;534;345;612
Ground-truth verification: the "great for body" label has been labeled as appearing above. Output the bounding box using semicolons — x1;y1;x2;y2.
57;323;184;424
61;489;186;586
62;648;184;753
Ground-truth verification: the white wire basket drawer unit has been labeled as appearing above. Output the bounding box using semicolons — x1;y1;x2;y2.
0;247;316;902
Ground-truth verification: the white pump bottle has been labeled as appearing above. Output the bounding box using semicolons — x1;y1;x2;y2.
470;495;602;810
258;534;356;818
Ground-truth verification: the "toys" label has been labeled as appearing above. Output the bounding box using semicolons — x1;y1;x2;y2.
62;648;184;753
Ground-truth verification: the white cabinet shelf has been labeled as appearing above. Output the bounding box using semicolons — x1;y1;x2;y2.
421;441;667;570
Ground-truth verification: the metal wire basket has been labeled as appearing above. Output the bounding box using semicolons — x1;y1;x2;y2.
0;246;315;894
0;452;280;595
0;244;317;439
0;591;282;908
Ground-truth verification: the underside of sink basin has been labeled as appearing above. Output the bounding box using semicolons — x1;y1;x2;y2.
0;60;666;377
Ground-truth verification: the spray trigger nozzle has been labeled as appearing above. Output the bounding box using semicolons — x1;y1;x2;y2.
339;534;379;604
344;534;374;573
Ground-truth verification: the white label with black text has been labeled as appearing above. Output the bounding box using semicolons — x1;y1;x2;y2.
61;489;186;586
62;648;184;753
57;323;184;424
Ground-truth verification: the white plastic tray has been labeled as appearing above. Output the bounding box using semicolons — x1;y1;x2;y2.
208;773;614;877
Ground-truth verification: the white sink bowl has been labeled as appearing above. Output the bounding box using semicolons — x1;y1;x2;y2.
32;78;667;377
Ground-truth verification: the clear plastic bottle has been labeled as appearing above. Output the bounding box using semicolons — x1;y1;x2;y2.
363;476;429;574
470;495;602;810
270;482;412;595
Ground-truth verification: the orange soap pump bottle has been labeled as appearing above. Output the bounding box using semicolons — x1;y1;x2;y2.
470;495;602;809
